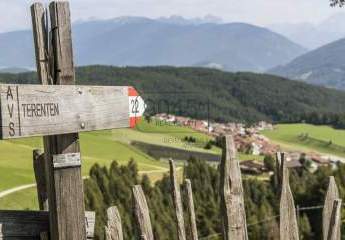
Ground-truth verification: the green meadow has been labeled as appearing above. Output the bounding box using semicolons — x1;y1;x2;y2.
0;120;216;210
262;123;345;158
0;119;265;210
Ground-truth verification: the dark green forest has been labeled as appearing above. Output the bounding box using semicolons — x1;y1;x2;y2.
84;157;345;240
2;66;345;123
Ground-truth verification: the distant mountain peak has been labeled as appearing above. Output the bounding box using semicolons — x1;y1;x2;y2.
157;15;223;25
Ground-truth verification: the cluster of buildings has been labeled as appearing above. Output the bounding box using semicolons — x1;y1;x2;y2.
153;114;342;175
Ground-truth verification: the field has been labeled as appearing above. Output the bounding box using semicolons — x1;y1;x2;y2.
0;120;221;210
262;123;345;158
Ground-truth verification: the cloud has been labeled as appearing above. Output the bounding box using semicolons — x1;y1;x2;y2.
0;0;344;33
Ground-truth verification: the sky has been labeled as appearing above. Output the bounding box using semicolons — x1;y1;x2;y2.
0;0;344;33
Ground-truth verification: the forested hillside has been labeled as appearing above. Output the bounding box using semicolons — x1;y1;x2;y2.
2;66;345;123
270;38;345;89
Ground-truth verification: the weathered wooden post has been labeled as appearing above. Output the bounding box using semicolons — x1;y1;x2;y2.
323;176;340;240
276;152;283;187
33;149;49;240
0;1;145;238
183;179;198;240
279;153;299;240
33;149;49;211
169;159;187;240
133;185;154;240
219;135;248;240
44;2;87;239
105;206;124;240
327;199;342;240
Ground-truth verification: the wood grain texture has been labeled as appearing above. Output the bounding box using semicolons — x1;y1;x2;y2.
169;159;186;240
276;152;283;187
0;84;129;139
0;210;48;239
85;211;96;239
183;179;198;240
279;154;299;240
105;207;123;240
132;185;154;240
33;149;49;211
323;177;340;240
30;8;54;238
45;2;86;239
31;3;51;85
219;135;248;240
0;210;95;239
327;199;342;240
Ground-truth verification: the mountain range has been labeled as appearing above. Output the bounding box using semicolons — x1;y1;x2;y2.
0;16;306;72
270;37;345;90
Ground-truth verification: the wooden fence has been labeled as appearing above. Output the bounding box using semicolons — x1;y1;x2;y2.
102;135;343;240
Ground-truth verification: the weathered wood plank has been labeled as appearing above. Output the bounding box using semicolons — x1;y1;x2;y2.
132;185;154;240
0;210;95;239
279;153;299;240
33;149;48;211
323;177;340;240
0;84;133;139
46;2;86;239
105;206;123;240
219;135;248;240
327;199;342;240
184;179;198;240
30;9;53;239
31;2;51;86
0;210;48;239
276;152;283;187
169;159;186;240
85;211;96;239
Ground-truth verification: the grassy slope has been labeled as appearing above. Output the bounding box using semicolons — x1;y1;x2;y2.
0;120;213;209
262;123;345;158
0;120;262;210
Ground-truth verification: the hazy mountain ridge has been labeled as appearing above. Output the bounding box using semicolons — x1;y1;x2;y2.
0;16;306;72
269;37;345;89
268;13;345;49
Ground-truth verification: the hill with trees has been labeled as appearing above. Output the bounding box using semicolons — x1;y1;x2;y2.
2;66;345;123
269;38;345;90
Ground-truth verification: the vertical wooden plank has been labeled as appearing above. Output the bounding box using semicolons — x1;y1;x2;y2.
169;159;187;240
184;179;198;240
132;185;154;240
31;5;51;240
323;177;340;240
279;154;299;240
105;206;123;240
276;152;283;187
31;2;51;85
33;149;49;211
219;135;248;240
39;2;85;240
327;199;342;240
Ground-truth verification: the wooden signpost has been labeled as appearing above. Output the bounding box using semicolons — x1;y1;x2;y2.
0;1;146;239
0;84;145;139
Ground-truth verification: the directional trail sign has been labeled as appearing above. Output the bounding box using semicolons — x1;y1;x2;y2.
0;84;146;139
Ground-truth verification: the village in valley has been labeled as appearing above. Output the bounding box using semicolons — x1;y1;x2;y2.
154;113;342;176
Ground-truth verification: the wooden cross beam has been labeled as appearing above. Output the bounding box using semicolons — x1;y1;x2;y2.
0;84;146;139
0;210;95;239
